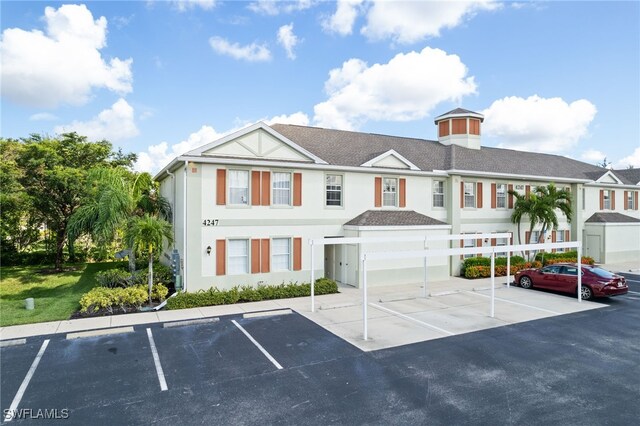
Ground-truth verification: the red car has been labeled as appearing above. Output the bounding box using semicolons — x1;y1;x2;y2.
515;263;628;300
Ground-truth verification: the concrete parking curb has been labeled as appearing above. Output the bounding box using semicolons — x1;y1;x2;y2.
0;338;26;348
163;318;219;328
66;326;134;340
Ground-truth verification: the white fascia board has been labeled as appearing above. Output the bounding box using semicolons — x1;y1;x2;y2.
434;112;484;123
185;121;328;165
171;155;450;177
360;149;420;171
583;182;640;189
584;222;640;227
595;170;623;185
446;169;590;184
343;225;452;231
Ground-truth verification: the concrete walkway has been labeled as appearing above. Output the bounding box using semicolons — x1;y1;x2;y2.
2;267;619;351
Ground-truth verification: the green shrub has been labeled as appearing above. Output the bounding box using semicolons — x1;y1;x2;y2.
166;278;339;310
151;283;169;301
79;284;168;314
95;269;132;288
461;255;527;275
464;261;542;279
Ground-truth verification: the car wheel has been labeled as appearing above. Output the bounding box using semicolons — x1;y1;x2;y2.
520;276;533;289
580;285;593;301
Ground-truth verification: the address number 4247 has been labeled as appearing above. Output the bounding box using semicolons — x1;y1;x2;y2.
202;219;219;226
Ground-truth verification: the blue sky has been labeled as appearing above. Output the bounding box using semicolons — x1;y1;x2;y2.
1;1;639;173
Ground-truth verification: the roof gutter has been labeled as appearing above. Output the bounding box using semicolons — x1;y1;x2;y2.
446;169;592;184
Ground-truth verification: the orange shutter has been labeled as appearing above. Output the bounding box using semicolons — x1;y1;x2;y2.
251;171;261;206
374;177;382;207
476;238;483;257
216;240;226;276
293;237;302;271
624;191;628;210
261;171;271;206
565;230;570;242
491;238;496;247
438;121;449;137
477;183;483;208
460;181;464;208
260;239;270;273
508;184;514;209
525;231;530;244
452;118;467;134
216;169;226;205
251;239;261;274
293;172;302;206
551;231;557;253
525;185;531;199
599;190;604;210
460;239;464;260
635;192;639;210
399;178;406;208
611;191;615;210
491;183;497;209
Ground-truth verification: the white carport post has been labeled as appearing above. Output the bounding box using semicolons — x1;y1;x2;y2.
577;242;582;303
362;254;368;340
506;247;511;289
310;240;315;312
490;250;495;318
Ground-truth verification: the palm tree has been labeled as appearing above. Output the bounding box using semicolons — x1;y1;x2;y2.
125;214;173;304
68;168;171;272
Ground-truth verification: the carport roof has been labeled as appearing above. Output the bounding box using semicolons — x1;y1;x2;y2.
345;210;448;227
585;212;640;223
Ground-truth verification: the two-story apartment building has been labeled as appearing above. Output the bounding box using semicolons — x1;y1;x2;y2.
155;108;640;292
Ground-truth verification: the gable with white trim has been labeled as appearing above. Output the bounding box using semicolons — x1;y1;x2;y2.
202;128;314;162
596;171;622;184
361;149;420;170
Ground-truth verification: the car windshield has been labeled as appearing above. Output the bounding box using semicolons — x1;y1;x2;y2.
588;267;617;279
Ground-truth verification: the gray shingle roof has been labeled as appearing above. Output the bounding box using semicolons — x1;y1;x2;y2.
435;108;480;117
585;212;640;223
344;210;448;227
612;168;640;185
270;124;608;181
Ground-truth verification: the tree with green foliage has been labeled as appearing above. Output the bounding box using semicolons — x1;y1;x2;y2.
125;214;173;304
11;133;135;270
67;168;171;273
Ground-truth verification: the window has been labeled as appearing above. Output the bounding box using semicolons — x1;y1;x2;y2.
555;230;565;253
272;172;291;205
464;182;476;208
383;178;397;207
542;265;561;274
530;231;540;244
433;181;445;208
496;236;508;257
325;174;343;207
628;192;634;210
561;266;579;276
496;184;506;208
463;236;476;259
271;238;291;271
603;190;611;210
228;240;249;275
228;170;249;205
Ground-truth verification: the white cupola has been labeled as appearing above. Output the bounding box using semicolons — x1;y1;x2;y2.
434;108;484;150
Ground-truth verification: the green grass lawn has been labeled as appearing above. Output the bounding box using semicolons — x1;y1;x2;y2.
0;262;119;327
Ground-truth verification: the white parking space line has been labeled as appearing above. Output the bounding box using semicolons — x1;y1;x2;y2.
4;339;50;422
369;303;455;336
466;291;561;314
146;328;168;391
231;320;283;370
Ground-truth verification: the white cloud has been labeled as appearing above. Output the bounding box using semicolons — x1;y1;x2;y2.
0;4;133;108
29;112;58;121
135;125;234;173
322;0;364;35
248;0;316;15
313;47;477;130
265;112;310;126
171;0;217;12
277;23;300;60
209;36;271;62
580;149;607;164
614;147;640;169
482;95;597;153
55;98;139;141
361;0;500;44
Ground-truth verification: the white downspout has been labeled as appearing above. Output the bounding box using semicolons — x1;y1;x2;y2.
166;169;176;243
183;161;188;292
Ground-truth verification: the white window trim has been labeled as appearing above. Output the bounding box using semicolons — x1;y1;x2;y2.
464;182;476;209
325;173;344;209
496;183;507;209
555;229;566;253
227;238;250;275
272;171;292;207
227;169;250;207
271;237;292;271
433;180;445;209
603;189;611;210
463;235;476;259
382;177;398;208
627;192;634;210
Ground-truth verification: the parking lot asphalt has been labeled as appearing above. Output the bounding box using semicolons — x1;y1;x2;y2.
1;291;639;425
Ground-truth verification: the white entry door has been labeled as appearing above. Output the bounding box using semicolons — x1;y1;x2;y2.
585;235;601;263
345;244;358;286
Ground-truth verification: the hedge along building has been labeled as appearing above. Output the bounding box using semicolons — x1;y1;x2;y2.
155;108;640;292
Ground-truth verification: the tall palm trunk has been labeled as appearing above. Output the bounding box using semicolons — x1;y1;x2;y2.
148;244;153;305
